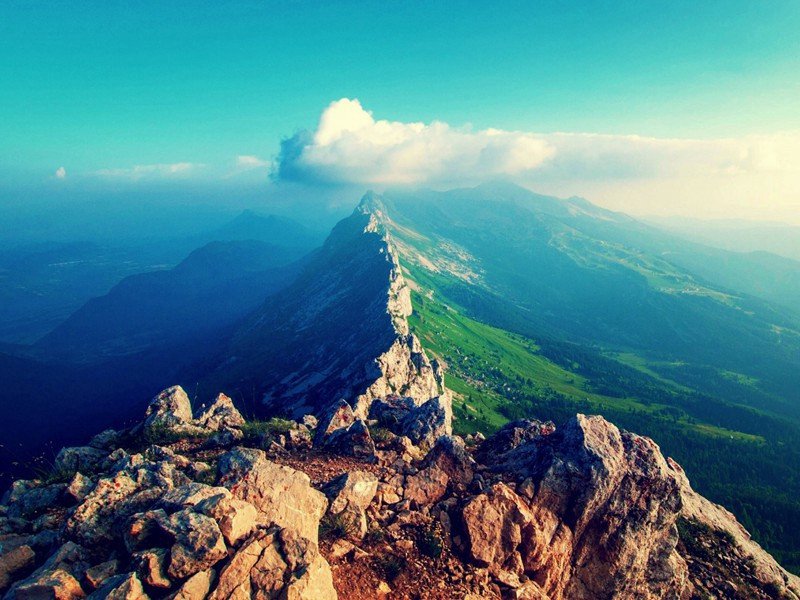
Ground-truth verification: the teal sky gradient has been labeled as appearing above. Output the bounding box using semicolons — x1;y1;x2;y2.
1;0;799;189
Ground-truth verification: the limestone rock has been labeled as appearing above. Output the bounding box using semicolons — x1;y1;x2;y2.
217;447;327;544
159;509;227;579
131;548;171;588
65;473;95;505
87;572;148;600
53;447;106;475
197;393;244;431
399;395;452;449
157;483;231;512
474;419;555;466
167;569;214;599
322;419;376;458
405;436;474;506
208;528;336;600
194;493;258;547
15;568;85;600
143;386;194;434
84;560;118;590
0;545;35;591
316;399;356;440
322;471;378;539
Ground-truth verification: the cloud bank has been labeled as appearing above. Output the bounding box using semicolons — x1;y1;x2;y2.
276;99;800;188
91;162;200;180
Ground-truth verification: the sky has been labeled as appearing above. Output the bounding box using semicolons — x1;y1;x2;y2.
1;0;799;222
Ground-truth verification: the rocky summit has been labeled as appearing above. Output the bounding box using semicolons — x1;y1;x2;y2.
1;383;798;600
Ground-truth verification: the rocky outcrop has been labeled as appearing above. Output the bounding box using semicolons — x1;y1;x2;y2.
196;394;245;432
0;387;336;600
2;381;797;600
460;414;800;600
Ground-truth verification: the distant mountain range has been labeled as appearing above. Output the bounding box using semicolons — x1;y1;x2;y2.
2;183;800;572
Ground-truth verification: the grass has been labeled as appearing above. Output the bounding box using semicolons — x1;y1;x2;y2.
405;271;762;443
241;417;296;438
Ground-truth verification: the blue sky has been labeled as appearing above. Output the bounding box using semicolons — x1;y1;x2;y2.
2;0;799;220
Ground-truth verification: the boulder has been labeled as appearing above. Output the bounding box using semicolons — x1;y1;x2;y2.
143;386;194;434
322;471;378;539
399;396;452;449
0;544;35;591
217;447;327;544
404;436;474;506
5;482;65;520
208;528;335;600
157;483;231;512
53;447;106;475
474;419;554;466
368;395;416;426
159;509;228;579
194;493;258;547
84;560;118;590
196;394;245;431
65;463;184;548
167;569;214;599
131;548;171;588
87;572;148;600
321;419;375;458
315;399;356;440
14;568;85;600
65;473;95;505
476;414;689;599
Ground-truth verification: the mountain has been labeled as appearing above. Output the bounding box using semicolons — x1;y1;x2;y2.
649;216;800;262
35;240;305;362
200;202;443;417
3;184;800;580
374;182;800;419
338;184;800;573
200;209;322;249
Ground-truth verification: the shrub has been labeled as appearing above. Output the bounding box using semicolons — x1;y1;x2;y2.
419;526;443;559
376;555;406;580
319;512;355;540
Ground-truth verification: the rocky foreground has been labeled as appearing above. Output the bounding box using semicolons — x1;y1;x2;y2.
1;386;798;600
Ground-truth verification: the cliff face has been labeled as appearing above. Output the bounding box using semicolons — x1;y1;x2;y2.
213;194;441;419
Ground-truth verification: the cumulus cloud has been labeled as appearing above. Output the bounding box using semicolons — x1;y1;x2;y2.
275;98;800;194
55;166;66;179
276;98;555;185
91;162;200;180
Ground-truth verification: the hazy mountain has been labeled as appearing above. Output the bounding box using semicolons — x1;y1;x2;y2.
0;211;322;345
649;216;800;262
36;240;305;362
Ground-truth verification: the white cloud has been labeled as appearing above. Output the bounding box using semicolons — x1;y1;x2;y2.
55;166;66;179
276;98;555;185
274;98;800;222
277;99;800;188
91;162;200;180
236;155;269;168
